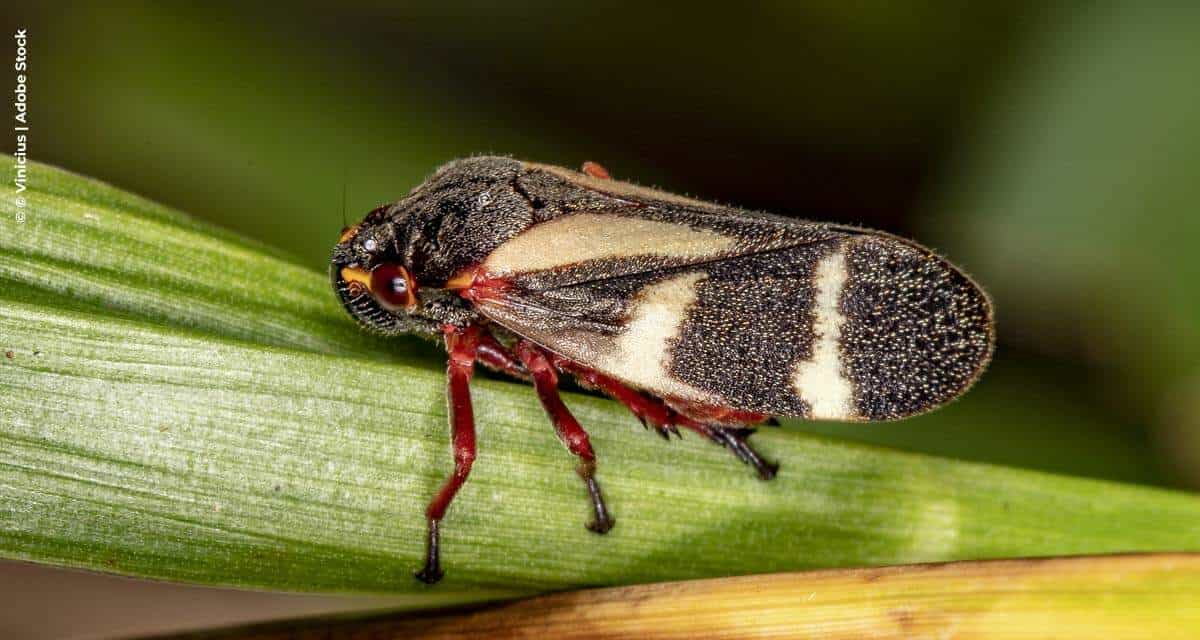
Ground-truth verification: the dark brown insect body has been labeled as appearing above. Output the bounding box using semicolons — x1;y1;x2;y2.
331;157;994;583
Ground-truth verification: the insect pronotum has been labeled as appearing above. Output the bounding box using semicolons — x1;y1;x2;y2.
330;157;995;583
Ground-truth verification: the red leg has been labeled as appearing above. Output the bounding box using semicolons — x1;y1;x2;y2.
581;161;611;180
551;355;678;438
514;341;614;534
476;331;529;381
416;324;482;584
553;356;778;480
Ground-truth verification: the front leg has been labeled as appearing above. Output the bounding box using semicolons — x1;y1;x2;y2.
416;324;482;584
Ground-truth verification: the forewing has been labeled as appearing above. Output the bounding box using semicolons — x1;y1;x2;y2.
472;166;993;421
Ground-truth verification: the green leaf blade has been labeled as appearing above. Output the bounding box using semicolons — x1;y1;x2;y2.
1;164;431;363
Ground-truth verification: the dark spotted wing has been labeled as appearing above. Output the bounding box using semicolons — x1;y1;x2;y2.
469;196;993;421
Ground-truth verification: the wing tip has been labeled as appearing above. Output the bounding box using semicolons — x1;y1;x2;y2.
838;235;996;422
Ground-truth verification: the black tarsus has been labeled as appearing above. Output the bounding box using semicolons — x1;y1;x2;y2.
581;467;615;534
415;519;443;584
699;427;778;481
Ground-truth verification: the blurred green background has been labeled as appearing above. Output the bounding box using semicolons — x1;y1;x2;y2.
3;2;1199;637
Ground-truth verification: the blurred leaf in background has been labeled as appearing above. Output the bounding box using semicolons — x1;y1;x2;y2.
20;1;1031;266
930;4;1200;485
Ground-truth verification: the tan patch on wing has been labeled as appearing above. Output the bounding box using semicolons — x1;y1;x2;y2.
482;213;736;276
792;247;855;420
592;271;716;403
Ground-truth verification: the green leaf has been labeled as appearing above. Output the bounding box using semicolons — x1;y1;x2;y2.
2;162;1200;599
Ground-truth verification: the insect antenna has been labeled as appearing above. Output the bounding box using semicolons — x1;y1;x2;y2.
340;162;349;233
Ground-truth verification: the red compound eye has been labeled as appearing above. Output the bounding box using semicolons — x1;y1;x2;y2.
370;263;416;309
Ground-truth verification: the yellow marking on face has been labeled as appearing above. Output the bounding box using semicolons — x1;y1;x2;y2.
338;225;360;243
792;247;855;420
483;213;736;276
444;269;476;291
340;266;372;291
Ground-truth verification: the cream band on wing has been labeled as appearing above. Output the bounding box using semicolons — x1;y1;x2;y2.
592;271;716;404
792;247;855;420
482;213;736;276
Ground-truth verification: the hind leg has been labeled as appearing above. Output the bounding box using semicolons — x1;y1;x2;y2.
550;355;778;480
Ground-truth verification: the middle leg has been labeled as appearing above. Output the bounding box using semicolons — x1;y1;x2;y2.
513;340;615;534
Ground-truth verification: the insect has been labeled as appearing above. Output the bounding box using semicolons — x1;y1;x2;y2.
330;157;994;583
